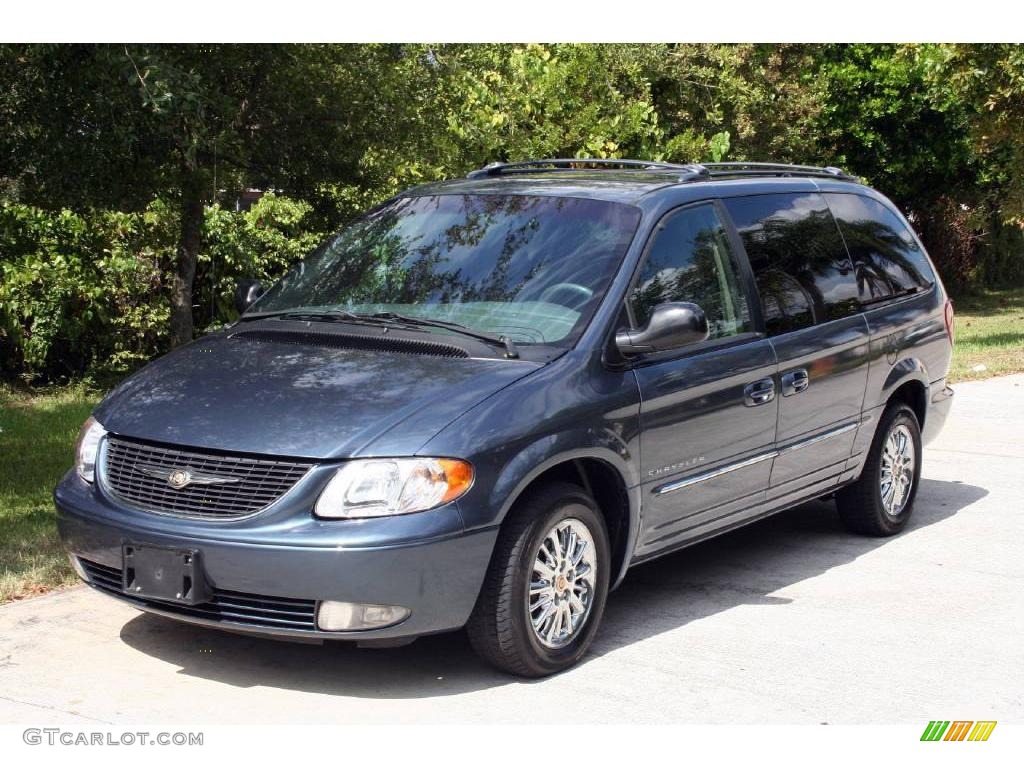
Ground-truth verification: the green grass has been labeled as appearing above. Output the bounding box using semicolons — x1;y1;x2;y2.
0;384;99;602
949;287;1024;383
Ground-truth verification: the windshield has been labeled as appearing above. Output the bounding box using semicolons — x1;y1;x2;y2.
248;194;641;346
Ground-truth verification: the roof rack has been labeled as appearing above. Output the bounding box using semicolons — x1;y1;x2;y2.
466;158;708;180
464;158;858;183
698;162;856;180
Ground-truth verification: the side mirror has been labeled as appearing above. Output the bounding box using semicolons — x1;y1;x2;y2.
615;302;709;356
234;278;264;314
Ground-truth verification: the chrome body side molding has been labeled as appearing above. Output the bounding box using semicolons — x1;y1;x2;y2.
777;422;858;455
654;451;778;496
654;421;859;496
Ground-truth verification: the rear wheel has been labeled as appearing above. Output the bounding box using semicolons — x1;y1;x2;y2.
837;403;922;536
467;481;610;677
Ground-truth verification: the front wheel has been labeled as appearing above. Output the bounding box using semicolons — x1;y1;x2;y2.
467;481;610;677
837;403;922;536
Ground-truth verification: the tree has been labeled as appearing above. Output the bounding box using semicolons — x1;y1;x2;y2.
946;44;1024;227
650;43;826;163
398;44;683;171
3;42;1024;379
0;44;404;345
811;44;973;214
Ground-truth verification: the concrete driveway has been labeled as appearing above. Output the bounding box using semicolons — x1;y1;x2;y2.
2;375;1022;725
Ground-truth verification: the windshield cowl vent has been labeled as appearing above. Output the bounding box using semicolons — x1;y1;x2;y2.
229;327;471;358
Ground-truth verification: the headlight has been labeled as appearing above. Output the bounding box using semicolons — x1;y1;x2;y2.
74;416;107;483
315;458;473;519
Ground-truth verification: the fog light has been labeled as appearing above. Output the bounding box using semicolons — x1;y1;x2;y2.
68;554;89;581
316;600;410;631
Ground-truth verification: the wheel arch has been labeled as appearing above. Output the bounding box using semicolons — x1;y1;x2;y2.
491;444;640;590
879;358;930;429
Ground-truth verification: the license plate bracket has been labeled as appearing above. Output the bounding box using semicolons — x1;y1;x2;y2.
122;543;211;605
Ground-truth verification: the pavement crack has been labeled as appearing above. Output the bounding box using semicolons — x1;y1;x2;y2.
0;694;113;724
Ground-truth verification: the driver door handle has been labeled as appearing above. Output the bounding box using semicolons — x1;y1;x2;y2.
744;378;776;406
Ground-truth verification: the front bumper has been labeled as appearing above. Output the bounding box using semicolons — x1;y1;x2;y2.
55;470;497;642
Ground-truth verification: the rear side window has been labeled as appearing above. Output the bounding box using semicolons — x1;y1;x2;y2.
824;193;935;303
629;203;753;340
723;193;859;336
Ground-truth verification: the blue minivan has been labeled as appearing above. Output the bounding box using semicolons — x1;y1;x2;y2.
56;160;955;676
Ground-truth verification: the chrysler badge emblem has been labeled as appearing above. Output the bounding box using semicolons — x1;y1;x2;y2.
135;464;241;489
167;469;191;489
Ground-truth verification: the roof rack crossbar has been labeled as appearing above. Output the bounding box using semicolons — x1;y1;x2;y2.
466;158;709;180
698;162;855;180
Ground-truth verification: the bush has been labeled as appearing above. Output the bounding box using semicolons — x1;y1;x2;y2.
0;195;327;383
0;203;171;382
913;198;984;294
976;219;1024;289
197;195;326;332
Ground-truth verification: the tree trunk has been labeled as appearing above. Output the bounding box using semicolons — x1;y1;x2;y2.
169;174;203;347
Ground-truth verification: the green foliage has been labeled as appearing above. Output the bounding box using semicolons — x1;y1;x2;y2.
945;44;1024;227
433;44;668;163
0;44;395;210
0;195;326;382
198;194;326;329
812;44;973;210
650;44;826;162
1;43;1024;383
0;203;171;379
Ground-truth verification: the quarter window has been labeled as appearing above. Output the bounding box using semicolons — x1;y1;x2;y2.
723;193;859;335
824;193;935;303
629;204;752;341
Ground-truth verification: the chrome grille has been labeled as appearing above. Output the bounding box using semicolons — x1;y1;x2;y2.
79;559;318;632
102;436;314;520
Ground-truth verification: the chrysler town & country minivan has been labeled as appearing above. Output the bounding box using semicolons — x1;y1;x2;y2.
56;159;955;676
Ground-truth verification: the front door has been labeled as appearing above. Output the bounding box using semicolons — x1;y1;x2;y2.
631;202;779;558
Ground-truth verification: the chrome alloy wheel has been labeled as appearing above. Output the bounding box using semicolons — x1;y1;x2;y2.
528;517;598;649
880;424;915;516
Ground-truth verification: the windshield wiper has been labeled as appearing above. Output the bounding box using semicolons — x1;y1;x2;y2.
238;309;371;324
367;312;520;359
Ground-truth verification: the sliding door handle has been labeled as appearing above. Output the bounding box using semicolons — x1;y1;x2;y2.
781;369;809;396
744;378;776;406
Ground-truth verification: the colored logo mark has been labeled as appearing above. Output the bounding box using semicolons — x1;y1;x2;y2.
921;721;997;742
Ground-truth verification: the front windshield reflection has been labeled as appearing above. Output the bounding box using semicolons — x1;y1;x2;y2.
250;194;641;345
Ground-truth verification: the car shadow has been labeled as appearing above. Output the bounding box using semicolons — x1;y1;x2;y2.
118;477;987;698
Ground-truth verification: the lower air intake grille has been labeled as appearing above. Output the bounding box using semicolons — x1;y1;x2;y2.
79;558;318;632
102;435;314;520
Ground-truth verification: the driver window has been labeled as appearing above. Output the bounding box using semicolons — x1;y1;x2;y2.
629;204;753;340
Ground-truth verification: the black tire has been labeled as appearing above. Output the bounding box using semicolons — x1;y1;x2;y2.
467;481;610;677
837;403;922;536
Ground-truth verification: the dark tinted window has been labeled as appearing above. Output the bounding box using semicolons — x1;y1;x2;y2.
724;193;859;335
629;204;752;340
824;193;935;303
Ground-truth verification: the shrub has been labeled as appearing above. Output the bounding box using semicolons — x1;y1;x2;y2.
0;195;327;383
197;194;326;332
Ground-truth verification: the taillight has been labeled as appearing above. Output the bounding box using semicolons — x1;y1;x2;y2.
944;299;955;346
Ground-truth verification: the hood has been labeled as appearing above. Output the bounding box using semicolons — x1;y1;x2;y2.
95;329;540;459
